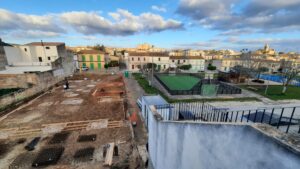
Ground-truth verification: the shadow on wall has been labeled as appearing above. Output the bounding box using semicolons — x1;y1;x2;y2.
148;112;300;169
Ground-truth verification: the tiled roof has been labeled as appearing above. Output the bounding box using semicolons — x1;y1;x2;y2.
128;52;169;57
77;50;106;54
170;56;204;60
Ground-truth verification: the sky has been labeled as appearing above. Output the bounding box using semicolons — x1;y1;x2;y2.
0;0;300;52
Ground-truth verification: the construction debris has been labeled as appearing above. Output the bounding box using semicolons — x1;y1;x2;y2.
25;137;40;151
104;143;115;166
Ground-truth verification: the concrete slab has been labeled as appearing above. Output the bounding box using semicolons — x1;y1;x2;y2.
61;98;83;105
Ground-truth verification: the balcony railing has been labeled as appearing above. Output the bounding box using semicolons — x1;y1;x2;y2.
155;102;300;134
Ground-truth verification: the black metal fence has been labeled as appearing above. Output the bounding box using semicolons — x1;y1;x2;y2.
154;74;242;95
155;102;300;134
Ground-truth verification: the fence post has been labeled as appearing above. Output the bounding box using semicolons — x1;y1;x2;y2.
277;108;284;129
286;107;295;133
269;108;275;125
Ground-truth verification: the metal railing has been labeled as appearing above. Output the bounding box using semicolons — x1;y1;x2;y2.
155;102;300;134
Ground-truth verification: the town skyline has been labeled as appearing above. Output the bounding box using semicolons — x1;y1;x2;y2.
1;0;300;52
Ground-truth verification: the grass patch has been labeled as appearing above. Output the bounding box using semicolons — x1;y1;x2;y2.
240;85;300;100
132;73;259;103
157;74;200;90
0;88;22;97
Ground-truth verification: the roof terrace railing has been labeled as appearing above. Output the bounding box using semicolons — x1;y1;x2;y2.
155;102;300;134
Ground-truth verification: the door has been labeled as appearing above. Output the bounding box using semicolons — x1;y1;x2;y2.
90;63;94;70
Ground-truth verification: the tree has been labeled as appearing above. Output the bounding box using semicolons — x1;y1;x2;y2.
256;67;269;80
281;66;299;94
145;63;157;70
107;61;119;67
179;64;192;70
207;63;216;71
93;44;105;52
104;63;109;69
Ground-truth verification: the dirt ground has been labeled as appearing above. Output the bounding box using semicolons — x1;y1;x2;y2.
0;73;126;129
0;73;143;169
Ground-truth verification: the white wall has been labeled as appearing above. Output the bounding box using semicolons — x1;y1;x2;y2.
4;45;63;66
147;108;300;169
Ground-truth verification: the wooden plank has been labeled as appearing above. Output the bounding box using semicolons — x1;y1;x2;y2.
104;143;115;166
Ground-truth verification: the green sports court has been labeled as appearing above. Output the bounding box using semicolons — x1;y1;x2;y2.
157;74;200;90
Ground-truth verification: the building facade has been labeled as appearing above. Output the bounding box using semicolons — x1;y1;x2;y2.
4;42;66;66
125;52;169;72
170;56;205;72
77;50;106;70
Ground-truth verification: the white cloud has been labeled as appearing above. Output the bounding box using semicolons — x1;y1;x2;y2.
177;0;300;34
151;5;167;12
60;9;183;36
0;9;65;33
0;8;183;38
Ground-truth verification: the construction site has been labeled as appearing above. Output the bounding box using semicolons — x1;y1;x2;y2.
0;73;143;169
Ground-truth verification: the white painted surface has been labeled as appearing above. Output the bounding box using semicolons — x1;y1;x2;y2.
147;108;300;169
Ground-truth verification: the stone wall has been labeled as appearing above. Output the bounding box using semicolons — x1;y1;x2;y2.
147;106;300;169
0;71;64;110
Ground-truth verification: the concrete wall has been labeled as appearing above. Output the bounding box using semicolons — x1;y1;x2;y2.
147;107;300;169
0;71;64;110
0;45;6;70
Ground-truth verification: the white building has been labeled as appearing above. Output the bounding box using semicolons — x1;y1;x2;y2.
4;42;66;66
170;56;205;72
125;52;170;72
1;42;67;74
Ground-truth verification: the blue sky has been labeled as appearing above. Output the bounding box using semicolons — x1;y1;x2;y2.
1;0;300;52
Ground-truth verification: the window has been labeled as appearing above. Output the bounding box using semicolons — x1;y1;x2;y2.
158;57;161;61
144;57;145;61
132;65;134;69
183;60;186;63
163;65;166;69
138;57;140;61
172;60;174;62
97;55;101;61
89;55;93;62
24;48;27;52
38;57;42;62
48;57;51;61
45;46;50;49
82;55;86;62
132;57;134;61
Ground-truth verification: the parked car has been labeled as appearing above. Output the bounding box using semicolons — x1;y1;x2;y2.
81;67;89;71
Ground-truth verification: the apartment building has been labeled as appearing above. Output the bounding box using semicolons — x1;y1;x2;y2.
170;56;205;72
213;58;283;73
77;50;106;70
125;52;169;72
0;41;67;74
4;42;66;66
